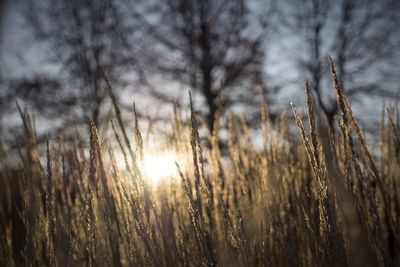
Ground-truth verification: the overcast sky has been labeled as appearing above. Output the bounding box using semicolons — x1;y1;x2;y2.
1;0;399;136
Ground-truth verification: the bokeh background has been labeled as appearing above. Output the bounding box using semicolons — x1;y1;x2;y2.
1;0;399;143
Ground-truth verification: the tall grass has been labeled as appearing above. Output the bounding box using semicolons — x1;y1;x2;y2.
0;62;399;266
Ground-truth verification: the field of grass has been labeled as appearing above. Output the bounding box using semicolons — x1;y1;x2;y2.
0;62;399;266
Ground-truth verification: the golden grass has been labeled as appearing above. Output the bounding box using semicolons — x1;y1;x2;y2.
0;62;399;266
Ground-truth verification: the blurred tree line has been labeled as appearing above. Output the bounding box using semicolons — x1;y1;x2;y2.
0;0;399;141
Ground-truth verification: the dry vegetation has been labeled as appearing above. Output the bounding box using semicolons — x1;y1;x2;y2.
0;61;399;267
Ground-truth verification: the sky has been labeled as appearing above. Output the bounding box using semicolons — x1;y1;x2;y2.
1;0;399;139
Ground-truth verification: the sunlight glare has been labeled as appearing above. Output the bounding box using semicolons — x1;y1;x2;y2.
142;152;181;183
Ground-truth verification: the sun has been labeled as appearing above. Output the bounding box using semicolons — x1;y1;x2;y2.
142;151;181;183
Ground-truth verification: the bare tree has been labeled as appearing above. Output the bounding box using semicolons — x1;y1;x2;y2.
127;0;268;132
0;0;9;120
277;0;400;128
7;0;137;133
